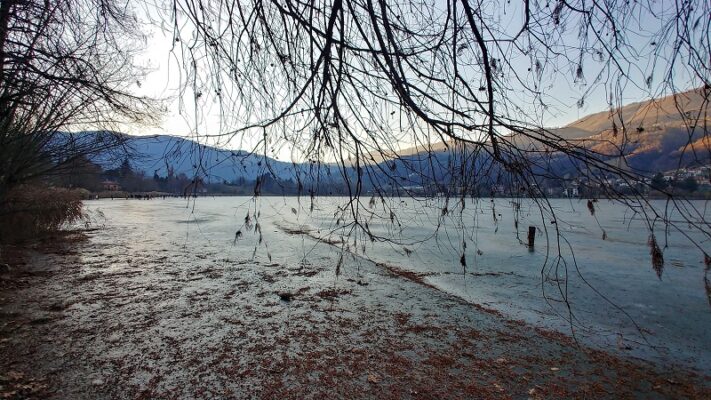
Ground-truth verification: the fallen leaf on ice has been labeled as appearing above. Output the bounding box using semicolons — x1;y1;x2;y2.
5;371;23;380
367;373;381;384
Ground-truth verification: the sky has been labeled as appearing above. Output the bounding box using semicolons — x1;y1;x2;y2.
116;0;704;158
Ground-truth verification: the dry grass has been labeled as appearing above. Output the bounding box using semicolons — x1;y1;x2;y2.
0;185;87;243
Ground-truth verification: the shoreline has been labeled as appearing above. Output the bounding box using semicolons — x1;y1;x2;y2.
273;218;711;374
85;192;711;201
1;223;709;398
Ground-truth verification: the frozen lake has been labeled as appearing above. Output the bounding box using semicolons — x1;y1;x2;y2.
84;196;711;372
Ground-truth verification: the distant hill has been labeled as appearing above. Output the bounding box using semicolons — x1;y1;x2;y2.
371;87;711;175
73;133;344;185
118;135;296;182
71;89;709;191
564;87;710;172
566;87;709;134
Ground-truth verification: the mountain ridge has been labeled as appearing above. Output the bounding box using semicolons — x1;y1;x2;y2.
81;87;709;185
385;87;711;174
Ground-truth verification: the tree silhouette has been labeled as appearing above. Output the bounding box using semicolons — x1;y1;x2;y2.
0;0;155;197
162;0;710;260
651;173;667;191
153;0;711;325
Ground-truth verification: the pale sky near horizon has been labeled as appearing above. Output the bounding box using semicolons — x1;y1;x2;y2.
112;0;703;159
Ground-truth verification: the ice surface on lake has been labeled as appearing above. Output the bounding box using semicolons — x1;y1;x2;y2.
85;196;711;372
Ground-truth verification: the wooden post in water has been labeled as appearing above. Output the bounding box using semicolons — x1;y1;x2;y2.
527;226;536;249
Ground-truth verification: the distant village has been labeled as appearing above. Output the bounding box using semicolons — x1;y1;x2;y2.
390;165;711;199
58;157;348;198
527;165;710;199
57;155;711;200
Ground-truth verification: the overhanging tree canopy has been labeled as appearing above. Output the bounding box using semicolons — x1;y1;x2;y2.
0;0;155;194
163;0;710;260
